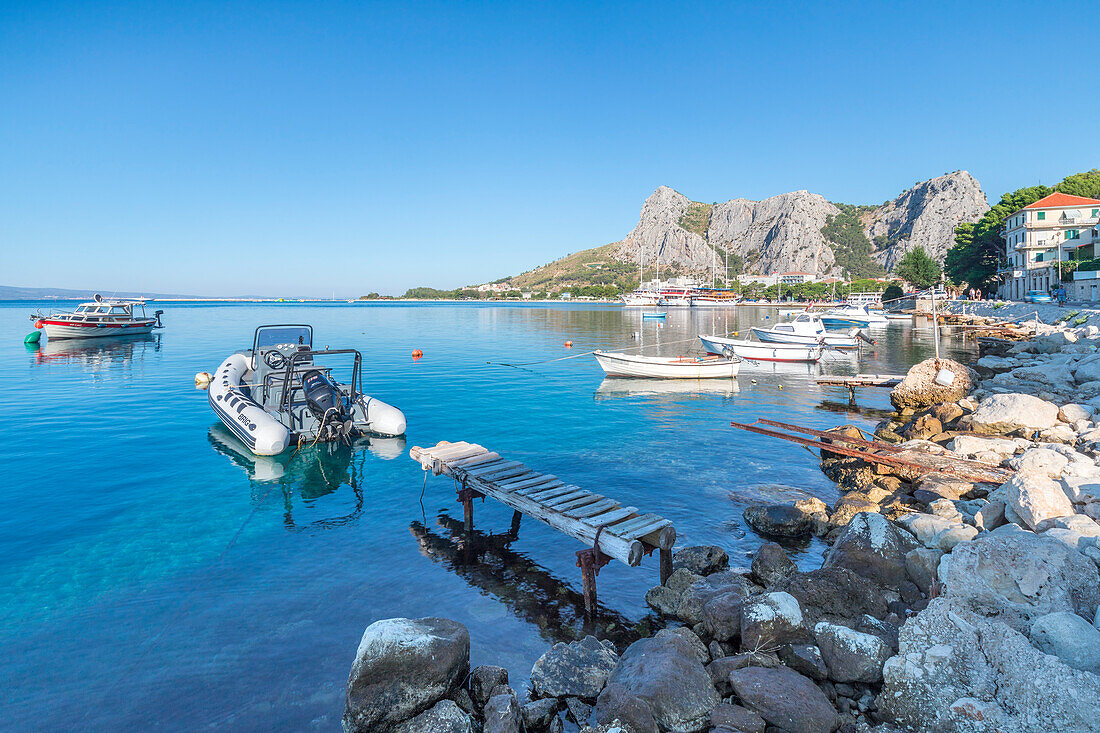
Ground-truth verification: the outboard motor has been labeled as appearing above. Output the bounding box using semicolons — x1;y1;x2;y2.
302;370;353;441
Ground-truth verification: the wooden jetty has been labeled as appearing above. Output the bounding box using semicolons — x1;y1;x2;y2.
730;418;1012;484
816;373;905;402
410;440;676;614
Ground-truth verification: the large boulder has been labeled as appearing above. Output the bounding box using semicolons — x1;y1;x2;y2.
343;617;470;733
969;393;1059;435
774;567;889;627
822;512;918;589
813;622;893;683
644;568;701;617
938;531;1100;633
676;571;758;626
750;542;797;588
482;694;521;733
740;591;807;650
1029;611;1100;674
602;633;720;732
469;666;509;709
743;503;812;537
880;598;1100;732
891;358;973;411
1002;472;1075;530
594;683;658;733
728;666;838;733
672;545;729;576
530;636;619;700
709;703;765;733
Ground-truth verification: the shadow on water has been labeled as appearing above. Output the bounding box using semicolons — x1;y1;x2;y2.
410;513;659;648
207;423;407;531
816;399;896;420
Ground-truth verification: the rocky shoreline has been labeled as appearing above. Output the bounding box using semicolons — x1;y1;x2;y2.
339;314;1100;733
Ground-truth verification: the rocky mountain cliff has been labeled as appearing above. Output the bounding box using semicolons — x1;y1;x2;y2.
501;172;988;289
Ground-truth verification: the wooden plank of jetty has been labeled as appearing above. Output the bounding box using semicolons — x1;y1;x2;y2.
410;440;677;615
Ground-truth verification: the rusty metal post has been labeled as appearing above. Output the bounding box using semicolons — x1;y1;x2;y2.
659;547;672;586
457;486;480;534
577;550;598;615
510;510;522;537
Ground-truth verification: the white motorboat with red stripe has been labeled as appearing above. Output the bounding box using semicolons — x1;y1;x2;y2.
30;294;163;340
699;334;823;362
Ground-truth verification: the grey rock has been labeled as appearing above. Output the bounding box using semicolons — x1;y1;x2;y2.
750;541;797;588
702;591;744;642
343;617;470;733
774;567;889;627
654;627;708;666
778;643;829;680
856;614;901;652
970;393;1060;435
671;545;729;576
1004;470;1075;530
644;567;702;616
603;633;719;732
740;591;806;651
563;696;591;726
814;621;893;683
393;700;473;733
880;597;1100;733
675;571;757;626
939;530;1100;633
904;547;943;595
1029;611;1100;674
593;682;658;733
482;694;520;733
706;652;779;695
1036;513;1100;537
521;698;560;731
451;688;476;717
743;503;812;537
895;512;978;551
470;665;509;709
891;358;974;411
728;666;839;733
488;683;514;700
823;511;919;589
530;635;618;700
710;702;766;733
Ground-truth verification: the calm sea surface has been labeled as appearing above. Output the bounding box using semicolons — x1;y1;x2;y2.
0;302;973;730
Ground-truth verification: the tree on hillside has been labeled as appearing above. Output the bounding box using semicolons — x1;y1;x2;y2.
943;184;1053;291
1056;169;1100;199
895;247;941;288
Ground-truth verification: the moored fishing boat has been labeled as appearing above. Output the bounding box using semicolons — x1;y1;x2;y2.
207;324;405;456
699;334;824;362
593;350;741;378
819;303;888;328
30;294;164;340
751;312;866;349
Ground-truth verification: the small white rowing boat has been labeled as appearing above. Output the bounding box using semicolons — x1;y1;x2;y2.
750;312;863;349
593;350;741;378
699;334;823;362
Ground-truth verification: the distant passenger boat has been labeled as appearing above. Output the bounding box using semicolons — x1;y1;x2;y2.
593;350;741;378
621;288;661;307
30;294;164;340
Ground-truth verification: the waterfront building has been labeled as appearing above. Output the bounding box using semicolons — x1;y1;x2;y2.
1000;193;1100;300
777;271;817;285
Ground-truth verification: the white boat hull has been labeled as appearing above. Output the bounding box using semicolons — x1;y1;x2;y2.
699;335;823;362
594;350;740;378
751;326;860;349
209;353;293;456
41;320;157;340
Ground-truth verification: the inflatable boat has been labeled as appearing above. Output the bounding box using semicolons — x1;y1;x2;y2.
208;324;406;456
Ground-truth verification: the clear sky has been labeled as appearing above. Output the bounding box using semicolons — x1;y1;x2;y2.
2;1;1097;297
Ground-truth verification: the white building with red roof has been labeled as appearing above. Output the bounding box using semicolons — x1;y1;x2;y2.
1001;192;1100;300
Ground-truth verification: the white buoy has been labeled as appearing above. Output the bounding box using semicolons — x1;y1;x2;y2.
194;371;213;389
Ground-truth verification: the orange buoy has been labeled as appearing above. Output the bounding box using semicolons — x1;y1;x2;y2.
564;341;573;348
34;319;44;329
412;349;423;359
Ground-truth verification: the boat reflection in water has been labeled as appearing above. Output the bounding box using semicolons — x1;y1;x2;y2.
28;333;162;366
410;513;655;647
594;377;740;400
207;423;406;531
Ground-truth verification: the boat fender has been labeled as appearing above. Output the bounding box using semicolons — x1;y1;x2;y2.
24;331;41;344
778;385;783;390
195;371;213;388
34;319;44;329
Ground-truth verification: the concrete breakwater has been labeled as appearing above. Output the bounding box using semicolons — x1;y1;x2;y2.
338;316;1100;733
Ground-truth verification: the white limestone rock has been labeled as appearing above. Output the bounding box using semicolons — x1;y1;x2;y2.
1003;472;1075;529
970;393;1059;435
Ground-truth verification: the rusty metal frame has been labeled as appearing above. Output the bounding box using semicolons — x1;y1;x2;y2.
730;419;1011;484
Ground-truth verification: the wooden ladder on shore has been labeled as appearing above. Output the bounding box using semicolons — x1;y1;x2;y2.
410;440;676;615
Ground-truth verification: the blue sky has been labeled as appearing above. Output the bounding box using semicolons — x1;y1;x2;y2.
2;1;1097;297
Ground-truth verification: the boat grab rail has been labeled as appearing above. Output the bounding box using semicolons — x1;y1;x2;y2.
277;348;362;432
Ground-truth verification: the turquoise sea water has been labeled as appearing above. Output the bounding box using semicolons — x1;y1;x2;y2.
1;302;972;730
